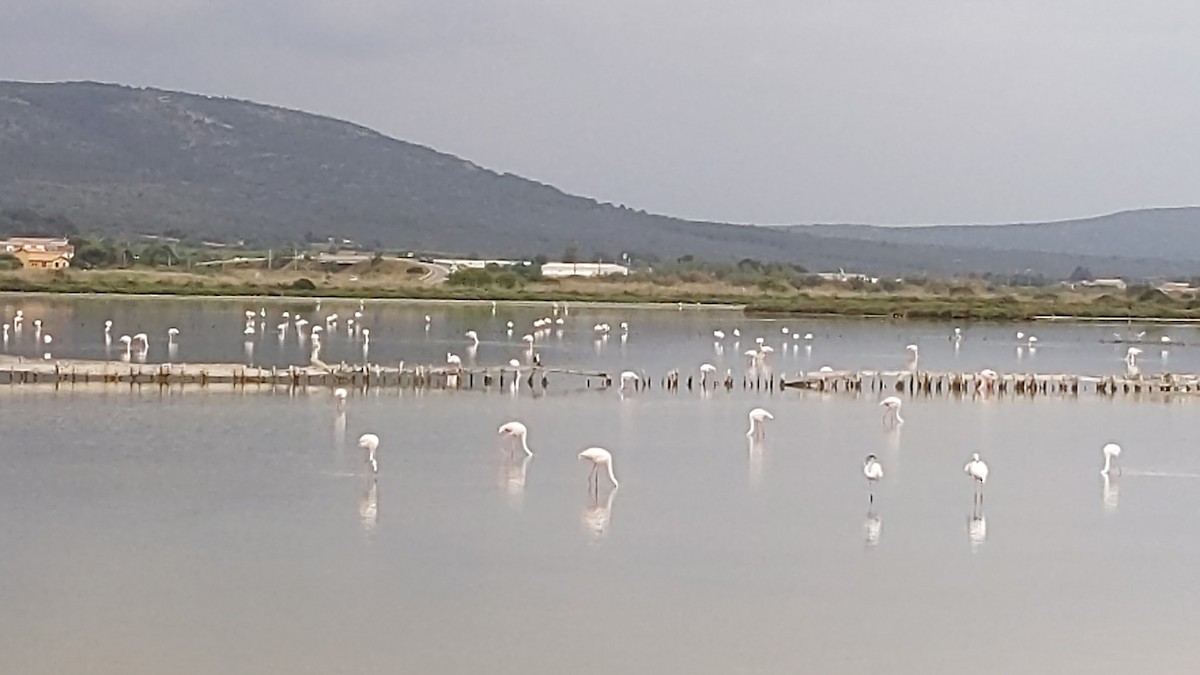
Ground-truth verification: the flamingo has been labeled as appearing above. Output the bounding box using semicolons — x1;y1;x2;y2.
880;396;904;426
747;408;773;438
579;447;619;492
167;327;179;344
619;370;639;395
1101;443;1122;476
713;330;725;340
699;363;717;389
863;454;883;503
1125;347;1143;378
977;369;999;393
965;453;989;504
446;353;462;369
498;421;533;456
333;387;348;411
358;434;380;473
905;344;919;371
465;330;480;347
118;335;132;358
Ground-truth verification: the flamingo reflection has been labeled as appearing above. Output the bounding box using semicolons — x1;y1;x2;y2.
1102;473;1119;513
359;477;378;533
747;436;765;489
864;507;881;547
581;486;618;541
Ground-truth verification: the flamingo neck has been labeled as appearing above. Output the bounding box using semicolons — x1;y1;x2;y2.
606;461;619;488
520;433;532;456
1102;455;1111;473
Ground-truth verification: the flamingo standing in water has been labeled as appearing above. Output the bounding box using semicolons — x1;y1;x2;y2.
977;369;999;393
880;396;904;426
465;330;480;347
498;421;533;456
1101;443;1122;475
965;453;989;504
747;408;773;438
358;434;380;473
905;344;919;371
619;370;640;396
863;454;883;503
699;363;717;389
333;387;348;412
1125;347;1143;378
579;447;619;492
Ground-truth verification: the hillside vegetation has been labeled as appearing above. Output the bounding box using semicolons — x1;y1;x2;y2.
1;80;1197;279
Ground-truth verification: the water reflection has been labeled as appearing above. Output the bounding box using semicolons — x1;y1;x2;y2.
498;453;532;509
1102;473;1120;513
334;411;347;448
864;507;881;547
883;426;902;453
967;508;987;550
581;487;618;541
747;436;765;489
359;477;378;534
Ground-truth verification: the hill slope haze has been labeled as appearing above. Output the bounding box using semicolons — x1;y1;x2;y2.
0;81;1197;278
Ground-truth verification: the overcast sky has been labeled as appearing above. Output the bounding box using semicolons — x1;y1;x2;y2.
3;0;1198;225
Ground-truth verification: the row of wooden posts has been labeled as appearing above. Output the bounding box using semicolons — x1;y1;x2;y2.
1;360;1198;397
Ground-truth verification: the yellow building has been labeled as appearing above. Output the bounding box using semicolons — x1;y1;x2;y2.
1;237;75;269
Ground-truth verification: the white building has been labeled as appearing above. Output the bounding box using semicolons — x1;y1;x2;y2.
1081;278;1127;291
540;262;629;278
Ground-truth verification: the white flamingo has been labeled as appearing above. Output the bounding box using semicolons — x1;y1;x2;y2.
746;408;773;438
880;396;904;426
498;421;533;456
333;387;348;411
619;370;639;396
579;447;619;492
1101;443;1122;476
358;434;380;474
863;454;883;503
965;453;989;504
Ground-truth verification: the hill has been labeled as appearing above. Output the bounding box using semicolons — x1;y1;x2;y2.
0;80;1197;279
794;207;1200;265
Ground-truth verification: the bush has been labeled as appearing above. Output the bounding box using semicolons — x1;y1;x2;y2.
290;277;317;291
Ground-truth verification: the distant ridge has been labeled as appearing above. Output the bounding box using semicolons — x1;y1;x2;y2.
0;80;1197;278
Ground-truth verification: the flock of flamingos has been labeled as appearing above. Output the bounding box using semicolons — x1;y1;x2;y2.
3;300;1135;542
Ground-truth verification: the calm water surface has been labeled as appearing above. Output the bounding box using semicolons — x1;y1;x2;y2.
2;297;1199;674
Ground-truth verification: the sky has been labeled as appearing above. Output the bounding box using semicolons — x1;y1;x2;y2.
2;0;1199;225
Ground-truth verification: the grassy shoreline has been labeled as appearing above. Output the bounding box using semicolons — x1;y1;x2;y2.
1;269;1197;322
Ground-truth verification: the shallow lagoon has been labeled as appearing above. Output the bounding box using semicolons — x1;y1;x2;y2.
2;297;1198;674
